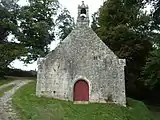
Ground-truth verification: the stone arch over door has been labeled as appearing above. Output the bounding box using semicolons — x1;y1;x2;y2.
73;79;89;101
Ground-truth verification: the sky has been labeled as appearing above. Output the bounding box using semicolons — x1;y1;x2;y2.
11;0;103;71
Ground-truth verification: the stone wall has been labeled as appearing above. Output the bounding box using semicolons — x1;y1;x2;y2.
36;25;126;106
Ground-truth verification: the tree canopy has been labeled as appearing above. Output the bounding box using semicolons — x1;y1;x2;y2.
0;0;21;78
91;0;159;97
56;8;75;40
0;0;60;77
0;0;75;78
17;0;59;63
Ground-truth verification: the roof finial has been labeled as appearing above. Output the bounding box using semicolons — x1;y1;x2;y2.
81;1;85;7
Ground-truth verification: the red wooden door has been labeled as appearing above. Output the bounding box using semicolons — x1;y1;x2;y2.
73;80;89;101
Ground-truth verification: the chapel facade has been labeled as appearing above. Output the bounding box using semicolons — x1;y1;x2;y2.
36;1;126;106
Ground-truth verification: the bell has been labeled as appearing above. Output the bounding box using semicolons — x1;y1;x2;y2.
80;14;86;20
80;14;86;18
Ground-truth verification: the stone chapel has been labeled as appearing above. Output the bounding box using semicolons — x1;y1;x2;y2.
36;1;126;106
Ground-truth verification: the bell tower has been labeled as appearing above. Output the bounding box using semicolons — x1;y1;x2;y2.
77;1;89;26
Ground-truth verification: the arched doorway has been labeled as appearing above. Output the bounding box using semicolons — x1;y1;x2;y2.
73;80;89;101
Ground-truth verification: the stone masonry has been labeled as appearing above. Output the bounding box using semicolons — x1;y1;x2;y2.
36;1;126;106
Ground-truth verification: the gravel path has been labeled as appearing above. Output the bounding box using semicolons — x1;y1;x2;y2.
0;80;32;120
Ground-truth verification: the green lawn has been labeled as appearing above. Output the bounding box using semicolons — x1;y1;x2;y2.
12;81;154;120
0;84;15;97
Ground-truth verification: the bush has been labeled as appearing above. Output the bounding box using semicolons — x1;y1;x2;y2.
4;68;37;77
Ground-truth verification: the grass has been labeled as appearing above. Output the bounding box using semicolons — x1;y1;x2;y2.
0;84;15;97
5;76;36;80
12;81;154;120
0;77;16;86
0;76;36;86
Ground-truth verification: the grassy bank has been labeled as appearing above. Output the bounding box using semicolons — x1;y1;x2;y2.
12;81;154;120
0;76;36;86
0;77;16;86
0;84;15;97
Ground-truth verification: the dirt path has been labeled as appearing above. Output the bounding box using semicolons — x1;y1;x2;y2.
0;80;32;120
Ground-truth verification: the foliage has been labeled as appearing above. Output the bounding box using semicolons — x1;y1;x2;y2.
0;0;24;78
0;0;19;43
142;48;160;88
0;0;75;78
91;12;99;33
56;7;75;40
17;0;59;63
12;81;154;120
154;0;160;26
0;0;19;10
4;68;37;77
0;0;61;77
0;43;25;78
141;0;160;90
148;0;160;27
92;0;154;97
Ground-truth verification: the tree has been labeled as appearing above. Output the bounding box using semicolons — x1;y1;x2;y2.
150;0;160;45
91;12;99;33
0;43;24;78
0;0;19;43
149;0;160;27
0;0;19;10
0;0;61;78
17;0;59;63
143;48;160;88
93;0;154;98
141;47;160;103
0;0;22;78
56;7;75;40
141;0;160;90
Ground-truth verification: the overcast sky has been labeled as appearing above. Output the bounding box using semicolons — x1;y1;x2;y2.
11;0;103;71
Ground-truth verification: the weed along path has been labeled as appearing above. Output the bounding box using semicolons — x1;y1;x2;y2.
0;80;32;120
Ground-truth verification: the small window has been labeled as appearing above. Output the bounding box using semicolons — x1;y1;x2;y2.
81;8;86;14
94;56;97;60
